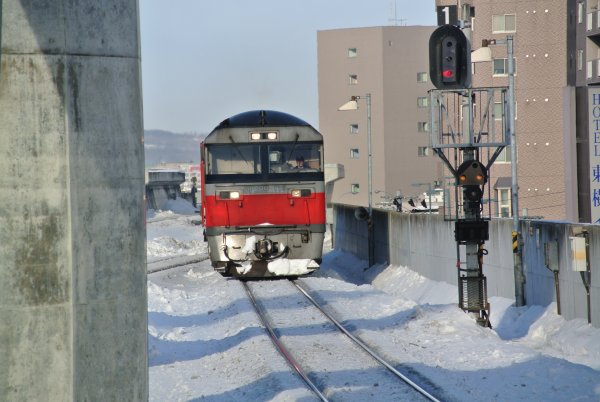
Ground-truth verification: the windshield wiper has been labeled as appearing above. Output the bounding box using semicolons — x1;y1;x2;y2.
286;133;300;162
228;136;252;168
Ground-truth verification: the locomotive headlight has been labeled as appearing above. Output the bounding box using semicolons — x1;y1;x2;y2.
290;189;312;198
250;131;279;141
219;191;241;200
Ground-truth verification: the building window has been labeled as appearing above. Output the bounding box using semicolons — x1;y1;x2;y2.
351;183;360;194
492;14;516;33
493;59;507;75
349;124;359;134
497;188;511;217
417;72;429;83
348;74;358;85
496;147;511;163
493;102;503;120
578;2;584;24
588;60;593;79
418;146;430;157
492;58;516;76
348;48;358;58
350;148;360;159
578;49;584;71
417;97;429;108
418;121;429;132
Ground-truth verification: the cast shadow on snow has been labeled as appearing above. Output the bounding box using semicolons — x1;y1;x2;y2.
147;309;415;368
148;325;266;367
189;355;600;402
148;297;254;329
188;366;442;402
318;251;548;342
241;287;420;336
493;304;547;340
148;293;419;367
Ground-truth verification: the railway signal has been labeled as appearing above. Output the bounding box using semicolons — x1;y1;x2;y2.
429;25;471;90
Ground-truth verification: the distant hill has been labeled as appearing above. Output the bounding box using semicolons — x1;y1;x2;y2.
144;129;205;168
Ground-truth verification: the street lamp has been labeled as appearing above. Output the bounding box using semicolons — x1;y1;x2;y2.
472;36;524;307
338;94;374;266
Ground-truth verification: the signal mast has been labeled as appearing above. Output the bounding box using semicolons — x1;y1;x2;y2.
428;5;513;327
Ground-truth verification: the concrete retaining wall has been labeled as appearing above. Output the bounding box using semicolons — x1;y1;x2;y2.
334;204;600;327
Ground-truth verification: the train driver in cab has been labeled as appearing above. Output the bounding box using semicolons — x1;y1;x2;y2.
294;156;307;170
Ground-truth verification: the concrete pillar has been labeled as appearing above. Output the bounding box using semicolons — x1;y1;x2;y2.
0;1;147;400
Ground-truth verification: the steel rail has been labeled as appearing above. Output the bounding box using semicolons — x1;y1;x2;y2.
147;255;210;274
241;281;329;402
292;280;442;402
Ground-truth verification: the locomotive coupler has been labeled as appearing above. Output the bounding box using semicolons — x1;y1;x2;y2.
253;238;289;261
256;238;274;256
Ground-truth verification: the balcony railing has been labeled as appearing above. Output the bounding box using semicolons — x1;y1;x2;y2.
587;11;600;36
587;58;600;84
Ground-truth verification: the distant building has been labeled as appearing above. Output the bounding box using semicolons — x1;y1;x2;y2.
146;162;200;193
318;26;443;210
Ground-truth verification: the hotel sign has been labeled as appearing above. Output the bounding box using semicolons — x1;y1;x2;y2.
589;88;600;224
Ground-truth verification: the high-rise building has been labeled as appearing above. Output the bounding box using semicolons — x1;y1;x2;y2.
318;26;442;210
435;0;599;222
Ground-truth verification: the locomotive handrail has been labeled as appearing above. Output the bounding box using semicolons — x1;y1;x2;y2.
227;225;310;236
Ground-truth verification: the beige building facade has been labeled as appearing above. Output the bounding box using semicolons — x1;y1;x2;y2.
320;2;600;222
318;26;442;210
437;0;599;223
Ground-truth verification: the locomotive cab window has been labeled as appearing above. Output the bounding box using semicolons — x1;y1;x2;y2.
206;144;261;174
267;143;323;173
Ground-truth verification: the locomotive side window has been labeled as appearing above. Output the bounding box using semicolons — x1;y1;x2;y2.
267;143;323;173
206;144;261;174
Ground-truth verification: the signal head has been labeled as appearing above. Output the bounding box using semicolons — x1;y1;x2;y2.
456;160;487;186
429;25;471;89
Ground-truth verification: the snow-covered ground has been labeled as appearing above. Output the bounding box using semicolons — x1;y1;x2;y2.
147;201;600;401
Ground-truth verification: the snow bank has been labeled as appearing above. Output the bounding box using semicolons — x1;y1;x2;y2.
319;249;600;371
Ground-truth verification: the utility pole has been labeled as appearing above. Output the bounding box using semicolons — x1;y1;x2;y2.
507;36;525;307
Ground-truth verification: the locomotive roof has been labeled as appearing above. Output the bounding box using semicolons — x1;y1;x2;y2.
213;110;311;130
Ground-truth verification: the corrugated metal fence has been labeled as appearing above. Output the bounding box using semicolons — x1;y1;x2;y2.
333;204;600;327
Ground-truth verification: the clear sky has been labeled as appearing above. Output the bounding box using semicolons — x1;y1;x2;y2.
139;0;436;134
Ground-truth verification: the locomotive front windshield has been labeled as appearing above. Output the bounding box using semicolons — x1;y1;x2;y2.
205;143;323;175
207;144;261;174
267;143;322;173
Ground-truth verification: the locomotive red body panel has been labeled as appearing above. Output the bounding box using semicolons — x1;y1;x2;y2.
203;192;326;228
200;110;326;277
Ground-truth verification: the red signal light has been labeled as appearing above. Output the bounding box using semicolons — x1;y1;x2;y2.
442;69;454;78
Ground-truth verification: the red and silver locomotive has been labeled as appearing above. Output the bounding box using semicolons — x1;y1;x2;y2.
200;110;326;277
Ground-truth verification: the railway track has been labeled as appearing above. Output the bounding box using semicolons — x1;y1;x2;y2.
242;279;442;402
147;254;209;274
148;259;442;400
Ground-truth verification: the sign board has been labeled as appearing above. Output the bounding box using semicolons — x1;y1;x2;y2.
569;236;587;271
588;87;600;223
437;6;458;26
